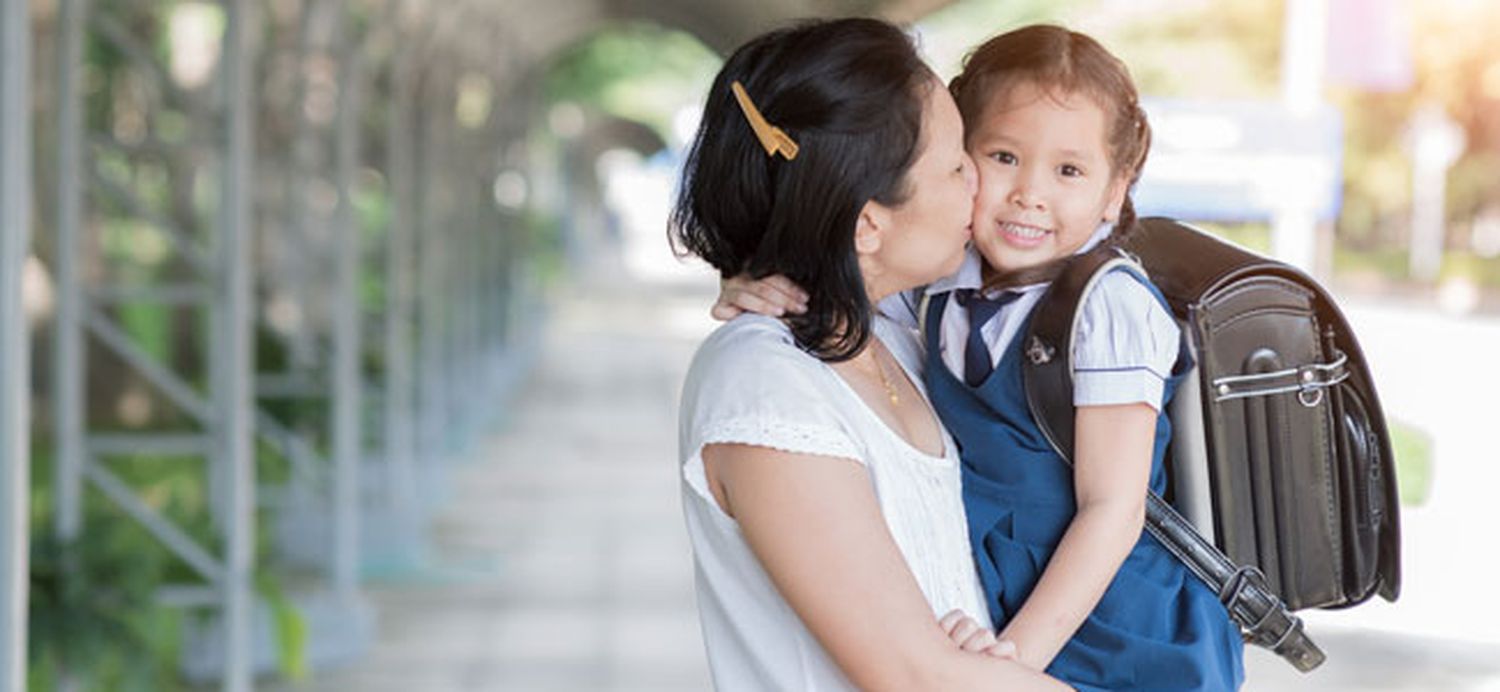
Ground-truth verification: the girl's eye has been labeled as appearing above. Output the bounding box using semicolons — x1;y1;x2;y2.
990;151;1017;165
1059;164;1083;178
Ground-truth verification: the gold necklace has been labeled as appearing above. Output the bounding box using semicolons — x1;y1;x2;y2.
871;345;900;407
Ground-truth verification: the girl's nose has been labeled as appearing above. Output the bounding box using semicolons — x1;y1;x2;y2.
1009;167;1048;210
1008;184;1045;211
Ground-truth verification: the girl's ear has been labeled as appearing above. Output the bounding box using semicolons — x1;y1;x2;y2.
855;200;888;255
1101;174;1131;223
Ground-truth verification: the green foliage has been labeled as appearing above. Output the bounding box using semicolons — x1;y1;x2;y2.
1389;419;1433;507
257;574;309;681
1195;222;1273;255
544;22;719;142
28;519;184;692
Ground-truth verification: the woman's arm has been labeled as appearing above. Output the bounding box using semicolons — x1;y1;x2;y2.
994;403;1157;671
704;443;1065;691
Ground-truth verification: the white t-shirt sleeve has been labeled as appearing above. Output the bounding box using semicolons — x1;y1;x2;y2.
1071;271;1180;412
680;318;865;510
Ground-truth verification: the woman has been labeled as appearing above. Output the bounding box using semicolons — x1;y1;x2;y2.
671;18;1063;691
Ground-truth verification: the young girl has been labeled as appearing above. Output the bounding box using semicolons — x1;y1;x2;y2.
718;24;1245;690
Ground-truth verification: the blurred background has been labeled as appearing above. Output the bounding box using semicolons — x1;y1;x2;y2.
1;0;1498;689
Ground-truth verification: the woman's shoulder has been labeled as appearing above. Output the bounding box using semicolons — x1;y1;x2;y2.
691;315;822;378
682;315;863;463
685;315;843;411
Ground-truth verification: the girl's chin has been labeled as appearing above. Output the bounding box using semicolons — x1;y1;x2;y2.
979;247;1051;275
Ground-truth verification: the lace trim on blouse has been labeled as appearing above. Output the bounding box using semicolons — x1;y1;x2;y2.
699;418;864;465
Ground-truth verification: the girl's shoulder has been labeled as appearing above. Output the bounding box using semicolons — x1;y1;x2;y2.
1074;267;1178;362
1070;267;1181;408
1084;266;1172;323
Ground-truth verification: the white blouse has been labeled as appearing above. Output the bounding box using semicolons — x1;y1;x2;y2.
679;314;990;691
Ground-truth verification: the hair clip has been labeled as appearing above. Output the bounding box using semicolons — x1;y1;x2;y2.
731;81;799;161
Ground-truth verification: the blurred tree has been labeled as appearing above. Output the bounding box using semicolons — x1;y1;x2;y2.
544;22;719;146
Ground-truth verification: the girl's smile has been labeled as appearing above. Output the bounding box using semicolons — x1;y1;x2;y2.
998;220;1053;248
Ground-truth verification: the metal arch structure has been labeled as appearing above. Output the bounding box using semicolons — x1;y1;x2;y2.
7;0;955;689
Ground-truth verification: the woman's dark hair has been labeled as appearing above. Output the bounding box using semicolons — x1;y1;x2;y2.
670;18;934;361
949;24;1152;290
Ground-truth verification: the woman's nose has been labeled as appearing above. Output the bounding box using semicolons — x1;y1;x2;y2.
962;156;978;198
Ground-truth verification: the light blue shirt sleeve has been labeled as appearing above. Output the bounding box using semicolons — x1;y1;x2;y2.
1071;270;1180;412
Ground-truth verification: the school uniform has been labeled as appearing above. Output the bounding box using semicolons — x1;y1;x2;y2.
889;226;1245;690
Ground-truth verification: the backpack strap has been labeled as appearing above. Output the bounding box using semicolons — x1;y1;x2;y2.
1021;246;1327;673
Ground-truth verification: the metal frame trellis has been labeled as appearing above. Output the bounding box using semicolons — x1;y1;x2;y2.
22;0;567;686
47;0;258;688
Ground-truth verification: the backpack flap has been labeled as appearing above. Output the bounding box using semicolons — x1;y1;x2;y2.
1186;272;1346;610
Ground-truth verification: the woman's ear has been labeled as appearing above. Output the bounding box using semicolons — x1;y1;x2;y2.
855;200;888;256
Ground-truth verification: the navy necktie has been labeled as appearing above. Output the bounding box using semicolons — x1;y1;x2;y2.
955;289;1021;387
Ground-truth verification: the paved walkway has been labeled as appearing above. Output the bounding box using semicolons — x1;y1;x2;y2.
271;264;1500;691
268;270;716;691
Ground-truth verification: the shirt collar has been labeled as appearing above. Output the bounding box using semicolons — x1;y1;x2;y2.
924;222;1114;297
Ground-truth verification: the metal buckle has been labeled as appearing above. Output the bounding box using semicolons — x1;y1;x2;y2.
1212;351;1349;406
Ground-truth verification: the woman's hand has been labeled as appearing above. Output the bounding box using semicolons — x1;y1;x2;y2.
938;610;1017;659
713;273;809;321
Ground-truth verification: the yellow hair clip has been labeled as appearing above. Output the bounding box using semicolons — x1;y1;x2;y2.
731;81;799;161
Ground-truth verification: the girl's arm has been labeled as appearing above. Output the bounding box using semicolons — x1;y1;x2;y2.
703;443;1065;691
713;275;922;328
994;403;1157;671
712;274;808;320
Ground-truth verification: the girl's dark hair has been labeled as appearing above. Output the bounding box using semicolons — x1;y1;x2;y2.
949;24;1152;290
670;18;934;361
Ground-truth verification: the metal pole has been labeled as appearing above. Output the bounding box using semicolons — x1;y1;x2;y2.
216;1;256;689
330;42;365;600
54;0;87;545
1274;0;1329;274
417;66;450;463
283;0;323;375
0;0;33;687
385;45;418;519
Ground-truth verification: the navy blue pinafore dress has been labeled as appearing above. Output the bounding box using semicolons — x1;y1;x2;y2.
923;273;1245;691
